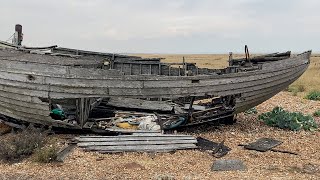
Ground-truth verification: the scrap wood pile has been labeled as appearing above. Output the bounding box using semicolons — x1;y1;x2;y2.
74;133;198;153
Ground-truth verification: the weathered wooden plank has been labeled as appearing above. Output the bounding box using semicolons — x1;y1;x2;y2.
0;89;47;104
0;51;103;66
52;47;137;58
0;78;110;95
56;144;77;162
0;62;305;101
0;71;141;88
0;107;76;128
0;64;294;97
76;136;196;142
0;62;306;107
83;144;197;152
0;95;49;110
108;64;307;97
105;97;174;112
0;49;309;83
78;139;197;147
0;101;49;116
235;77;299;112
105;128;161;133
142;63;303;88
235;73;302;112
78;134;193;138
99;149;175;153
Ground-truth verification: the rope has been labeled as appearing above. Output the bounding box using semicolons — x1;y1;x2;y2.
5;33;15;42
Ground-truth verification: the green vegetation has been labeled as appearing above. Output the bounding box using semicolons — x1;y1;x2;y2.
287;85;306;96
305;91;320;101
0;126;46;162
314;110;320;117
258;107;318;131
245;107;258;115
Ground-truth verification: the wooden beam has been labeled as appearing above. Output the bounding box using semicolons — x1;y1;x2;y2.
56;144;76;162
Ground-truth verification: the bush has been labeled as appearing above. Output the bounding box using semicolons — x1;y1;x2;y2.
33;146;58;163
287;85;306;96
258;107;318;131
287;85;305;92
0;126;46;162
297;85;306;92
314;110;320;117
306;91;320;101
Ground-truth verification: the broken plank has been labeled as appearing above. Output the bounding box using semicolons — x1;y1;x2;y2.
244;138;283;152
56;144;76;162
105;128;161;133
78;139;197;147
104;97;174;112
270;149;299;155
184;104;206;111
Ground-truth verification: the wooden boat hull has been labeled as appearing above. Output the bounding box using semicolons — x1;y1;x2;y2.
0;47;311;128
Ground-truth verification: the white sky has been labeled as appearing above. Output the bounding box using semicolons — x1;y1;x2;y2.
0;0;319;53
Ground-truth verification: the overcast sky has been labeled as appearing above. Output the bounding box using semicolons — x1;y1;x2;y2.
0;0;319;53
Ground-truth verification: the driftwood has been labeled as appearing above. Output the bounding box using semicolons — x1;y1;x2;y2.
239;144;298;155
56;144;77;162
269;149;299;155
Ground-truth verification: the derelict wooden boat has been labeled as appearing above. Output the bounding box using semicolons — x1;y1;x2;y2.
0;40;311;130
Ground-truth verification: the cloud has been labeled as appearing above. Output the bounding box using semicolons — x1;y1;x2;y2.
0;0;319;53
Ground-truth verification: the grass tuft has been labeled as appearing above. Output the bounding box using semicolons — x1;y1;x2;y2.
305;91;320;101
314;110;320;117
33;146;58;163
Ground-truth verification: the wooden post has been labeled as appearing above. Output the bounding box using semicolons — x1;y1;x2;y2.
187;96;196;122
183;57;187;76
12;24;23;46
76;98;91;128
168;65;171;76
229;52;233;66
